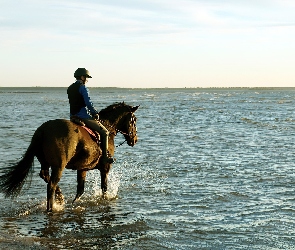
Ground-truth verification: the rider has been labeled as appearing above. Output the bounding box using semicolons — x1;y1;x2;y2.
67;68;114;164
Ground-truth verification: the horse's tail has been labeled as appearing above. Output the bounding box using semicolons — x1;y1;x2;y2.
0;128;42;198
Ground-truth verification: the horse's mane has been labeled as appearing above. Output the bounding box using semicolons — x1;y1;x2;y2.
99;102;131;122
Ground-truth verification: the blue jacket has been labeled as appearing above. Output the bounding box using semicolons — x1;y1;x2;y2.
67;81;98;119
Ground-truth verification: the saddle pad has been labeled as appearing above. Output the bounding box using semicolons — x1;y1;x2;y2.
81;126;100;143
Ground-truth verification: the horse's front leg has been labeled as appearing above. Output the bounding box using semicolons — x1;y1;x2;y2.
73;170;87;203
100;167;109;194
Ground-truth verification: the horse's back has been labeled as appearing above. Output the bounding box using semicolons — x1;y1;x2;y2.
36;119;100;169
36;119;81;166
40;119;75;135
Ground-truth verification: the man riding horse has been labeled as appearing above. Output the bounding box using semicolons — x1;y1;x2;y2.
0;70;139;211
67;68;114;164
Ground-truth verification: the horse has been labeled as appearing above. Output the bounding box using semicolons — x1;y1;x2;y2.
0;102;139;212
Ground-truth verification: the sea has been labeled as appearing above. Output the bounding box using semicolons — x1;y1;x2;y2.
0;87;295;250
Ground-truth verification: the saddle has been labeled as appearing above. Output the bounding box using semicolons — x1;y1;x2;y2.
70;116;100;144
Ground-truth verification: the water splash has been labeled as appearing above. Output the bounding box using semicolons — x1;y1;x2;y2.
16;199;47;217
52;201;65;212
86;168;121;200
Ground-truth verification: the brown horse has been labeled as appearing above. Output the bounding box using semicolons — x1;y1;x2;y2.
0;102;138;212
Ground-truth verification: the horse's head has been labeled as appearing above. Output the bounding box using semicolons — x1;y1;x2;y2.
99;103;139;147
120;105;139;147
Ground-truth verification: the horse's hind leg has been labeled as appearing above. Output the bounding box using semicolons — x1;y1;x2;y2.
39;162;50;183
47;168;63;212
73;170;87;203
55;186;64;205
38;153;65;204
39;167;64;204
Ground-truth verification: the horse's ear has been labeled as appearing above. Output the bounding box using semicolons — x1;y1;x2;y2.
131;105;140;113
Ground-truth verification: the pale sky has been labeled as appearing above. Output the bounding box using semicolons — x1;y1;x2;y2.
1;0;295;88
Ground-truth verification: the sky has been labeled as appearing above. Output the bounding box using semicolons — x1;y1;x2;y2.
1;0;295;88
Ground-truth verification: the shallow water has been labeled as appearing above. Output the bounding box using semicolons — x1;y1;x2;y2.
0;87;295;249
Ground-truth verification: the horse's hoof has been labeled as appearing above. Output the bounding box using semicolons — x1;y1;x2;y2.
72;196;80;204
55;194;64;205
102;192;108;199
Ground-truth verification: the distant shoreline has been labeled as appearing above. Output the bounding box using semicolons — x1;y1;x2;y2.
1;86;295;90
1;87;295;95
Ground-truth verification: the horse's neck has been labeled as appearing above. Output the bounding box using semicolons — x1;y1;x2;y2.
100;110;126;136
101;119;118;136
101;120;116;155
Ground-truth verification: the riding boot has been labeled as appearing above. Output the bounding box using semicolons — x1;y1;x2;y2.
100;136;114;164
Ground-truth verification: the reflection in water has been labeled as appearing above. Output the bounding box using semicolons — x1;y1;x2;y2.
0;193;147;249
0;161;145;249
41;201;112;238
39;200;146;249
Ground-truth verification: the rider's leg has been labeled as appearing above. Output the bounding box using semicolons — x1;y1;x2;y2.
82;118;114;163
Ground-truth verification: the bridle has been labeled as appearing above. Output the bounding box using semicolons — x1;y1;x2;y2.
97;111;137;147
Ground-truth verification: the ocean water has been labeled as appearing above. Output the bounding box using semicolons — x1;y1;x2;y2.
0;87;295;249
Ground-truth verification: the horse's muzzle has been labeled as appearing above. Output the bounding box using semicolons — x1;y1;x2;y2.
128;136;137;147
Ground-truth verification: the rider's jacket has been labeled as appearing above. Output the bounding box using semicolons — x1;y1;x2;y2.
67;81;98;119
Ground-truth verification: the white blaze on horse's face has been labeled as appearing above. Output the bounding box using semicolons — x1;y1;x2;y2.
128;113;137;146
126;112;137;147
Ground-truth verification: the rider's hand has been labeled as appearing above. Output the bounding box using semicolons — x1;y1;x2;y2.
92;113;99;120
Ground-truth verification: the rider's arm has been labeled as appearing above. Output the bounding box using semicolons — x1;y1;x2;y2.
79;85;98;115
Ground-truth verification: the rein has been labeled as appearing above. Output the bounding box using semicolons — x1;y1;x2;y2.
96;118;134;148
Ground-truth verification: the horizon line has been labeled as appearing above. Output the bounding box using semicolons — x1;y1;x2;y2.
1;86;295;89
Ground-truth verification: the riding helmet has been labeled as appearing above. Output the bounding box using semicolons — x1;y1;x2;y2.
74;68;92;78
